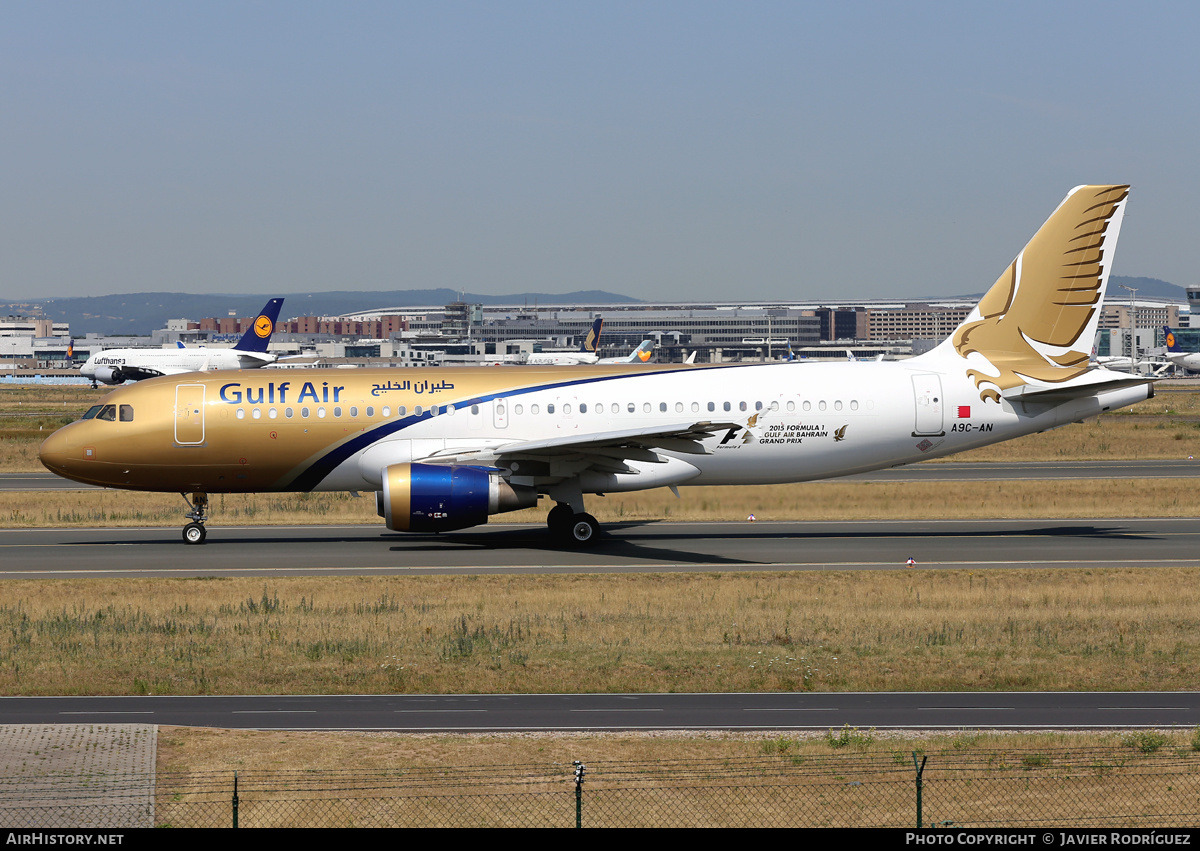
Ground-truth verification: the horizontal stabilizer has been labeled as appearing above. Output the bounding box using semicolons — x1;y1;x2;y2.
1003;373;1153;404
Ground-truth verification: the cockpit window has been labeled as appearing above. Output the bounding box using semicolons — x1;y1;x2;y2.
119;405;134;422
81;406;102;420
96;405;117;422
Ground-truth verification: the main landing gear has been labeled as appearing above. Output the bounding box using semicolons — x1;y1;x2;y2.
181;492;209;545
547;502;600;546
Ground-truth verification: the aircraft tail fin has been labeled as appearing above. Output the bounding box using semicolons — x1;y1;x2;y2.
580;317;603;353
234;298;285;353
931;185;1130;403
1164;326;1181;353
625;340;654;363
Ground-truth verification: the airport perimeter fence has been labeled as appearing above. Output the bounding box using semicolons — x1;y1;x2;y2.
4;747;1200;828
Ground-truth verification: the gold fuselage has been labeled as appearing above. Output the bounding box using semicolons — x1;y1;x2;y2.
39;364;699;493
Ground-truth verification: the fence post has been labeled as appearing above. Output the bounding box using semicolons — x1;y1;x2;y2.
912;752;927;828
573;761;586;828
232;771;239;829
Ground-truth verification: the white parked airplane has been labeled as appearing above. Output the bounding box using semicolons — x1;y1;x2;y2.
1163;327;1200;372
524;317;655;365
598;340;654;364
80;299;285;385
41;186;1150;547
524;317;606;365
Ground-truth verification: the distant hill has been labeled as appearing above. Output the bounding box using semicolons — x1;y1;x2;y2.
1108;276;1188;301
0;289;641;336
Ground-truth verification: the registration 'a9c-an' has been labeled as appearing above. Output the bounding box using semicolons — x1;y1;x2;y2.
39;186;1150;546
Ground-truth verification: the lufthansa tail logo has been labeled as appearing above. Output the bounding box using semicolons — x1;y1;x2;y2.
254;315;274;338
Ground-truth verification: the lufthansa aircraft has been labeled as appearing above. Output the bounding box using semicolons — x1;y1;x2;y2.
80;298;285;385
41;186;1151;546
1162;327;1200;372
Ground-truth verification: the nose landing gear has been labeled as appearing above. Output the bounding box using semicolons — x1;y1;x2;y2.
181;492;209;545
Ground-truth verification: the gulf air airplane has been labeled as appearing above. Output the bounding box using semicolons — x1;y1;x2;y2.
79;298;285;385
41;186;1151;546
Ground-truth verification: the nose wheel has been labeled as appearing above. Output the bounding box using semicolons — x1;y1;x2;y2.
181;492;210;545
183;522;207;545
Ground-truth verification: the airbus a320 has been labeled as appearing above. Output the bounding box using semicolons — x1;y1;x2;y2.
41;186;1150;546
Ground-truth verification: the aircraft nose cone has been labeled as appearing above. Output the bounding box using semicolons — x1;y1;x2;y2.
38;428;74;474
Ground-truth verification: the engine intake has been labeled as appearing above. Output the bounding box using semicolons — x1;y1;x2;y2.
376;463;537;533
91;366;124;385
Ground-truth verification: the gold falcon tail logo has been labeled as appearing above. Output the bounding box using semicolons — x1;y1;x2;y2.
952;185;1129;403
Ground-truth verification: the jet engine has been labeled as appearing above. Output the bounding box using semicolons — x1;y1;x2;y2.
376;463;537;533
89;366;125;385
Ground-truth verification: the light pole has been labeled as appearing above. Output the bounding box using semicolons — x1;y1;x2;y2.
1118;284;1138;371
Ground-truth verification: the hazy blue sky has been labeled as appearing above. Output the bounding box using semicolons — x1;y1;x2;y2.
3;1;1198;302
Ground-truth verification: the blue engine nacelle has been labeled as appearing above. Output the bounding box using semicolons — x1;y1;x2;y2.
376;463;538;533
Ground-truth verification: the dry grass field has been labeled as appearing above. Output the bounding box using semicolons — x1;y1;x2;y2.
153;727;1200;828
2;569;1198;696
2;476;1198;528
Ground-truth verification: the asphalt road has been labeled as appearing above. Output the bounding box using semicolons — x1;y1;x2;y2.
2;692;1197;731
4;459;1200;492
1;517;1198;577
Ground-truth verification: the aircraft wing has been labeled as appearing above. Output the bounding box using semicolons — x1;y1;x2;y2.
416;421;740;475
117;365;197;382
